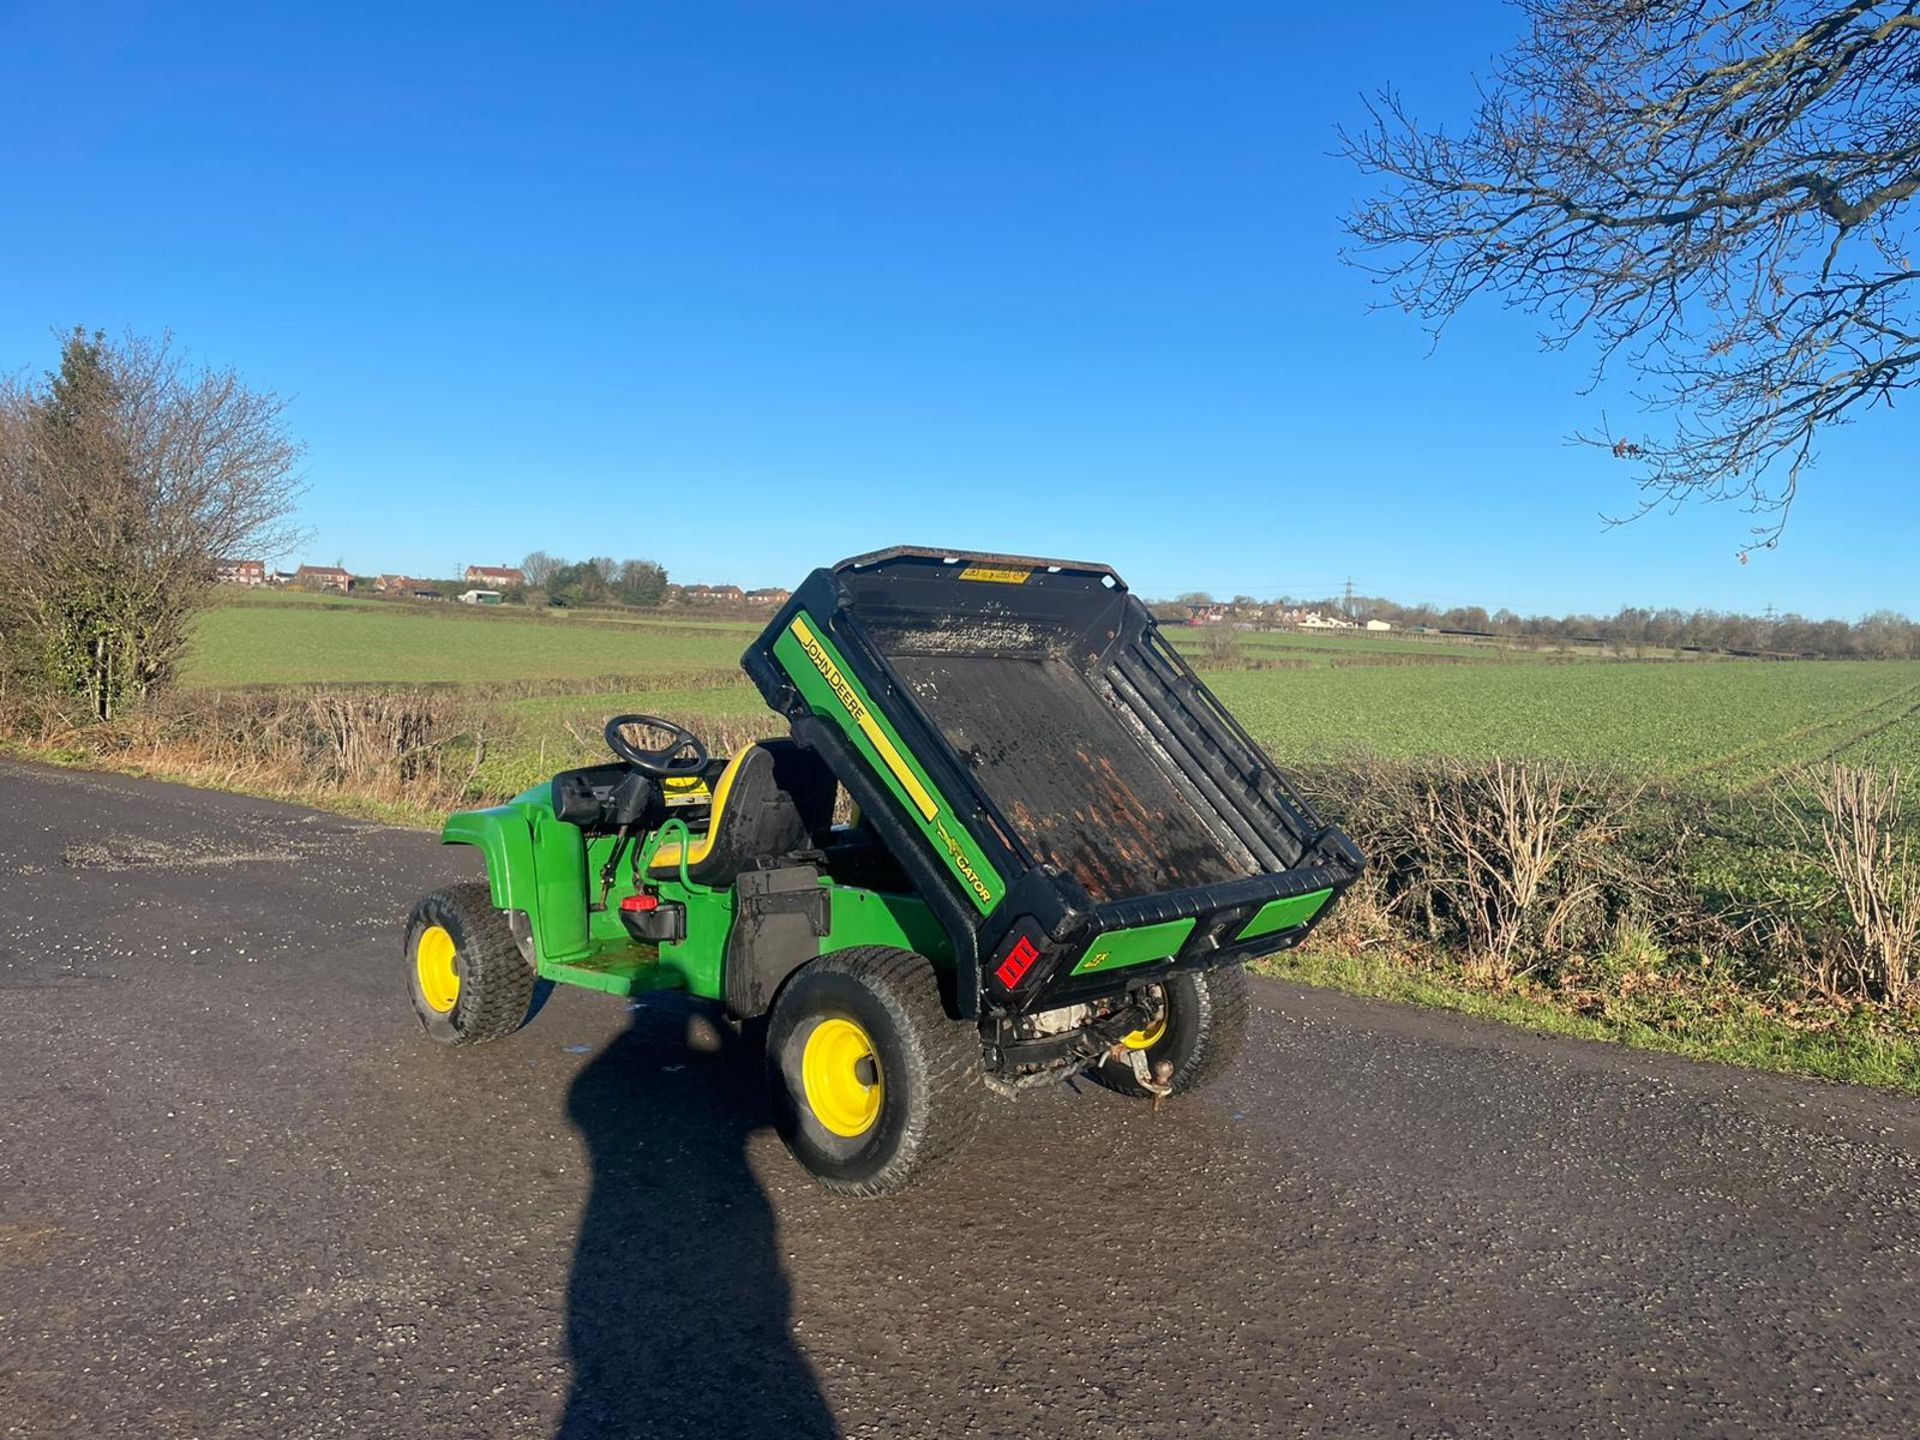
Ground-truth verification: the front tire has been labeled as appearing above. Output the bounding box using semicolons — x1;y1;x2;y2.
1089;963;1251;1099
766;946;983;1197
404;882;537;1045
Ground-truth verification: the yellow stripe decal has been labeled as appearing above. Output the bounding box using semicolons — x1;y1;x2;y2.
958;566;1030;584
788;615;939;821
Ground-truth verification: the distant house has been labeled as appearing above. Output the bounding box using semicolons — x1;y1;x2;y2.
680;584;746;605
215;558;266;586
745;587;791;606
458;588;504;606
1364;618;1394;632
464;564;525;588
1186;603;1228;626
379;575;441;599
295;564;353;593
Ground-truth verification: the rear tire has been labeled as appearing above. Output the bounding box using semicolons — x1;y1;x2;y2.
404;882;538;1045
1089;963;1250;1099
766;946;983;1197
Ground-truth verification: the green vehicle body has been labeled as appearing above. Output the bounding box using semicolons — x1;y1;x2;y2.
444;791;951;1002
437;773;1250;1005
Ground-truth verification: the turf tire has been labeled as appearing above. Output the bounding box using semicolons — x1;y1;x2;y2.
766;946;983;1198
404;882;538;1046
1089;962;1251;1099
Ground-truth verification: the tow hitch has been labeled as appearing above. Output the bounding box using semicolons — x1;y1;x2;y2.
1114;1044;1176;1110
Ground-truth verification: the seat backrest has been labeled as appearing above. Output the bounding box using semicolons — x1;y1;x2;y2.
647;739;836;887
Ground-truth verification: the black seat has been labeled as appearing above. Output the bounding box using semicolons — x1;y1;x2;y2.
647;739;836;887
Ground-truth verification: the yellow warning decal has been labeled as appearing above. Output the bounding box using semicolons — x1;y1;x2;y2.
958;566;1030;584
660;774;711;808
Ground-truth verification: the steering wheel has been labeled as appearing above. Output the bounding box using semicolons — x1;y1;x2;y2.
603;714;709;778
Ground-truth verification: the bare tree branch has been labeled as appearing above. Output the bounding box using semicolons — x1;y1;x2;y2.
1342;0;1920;554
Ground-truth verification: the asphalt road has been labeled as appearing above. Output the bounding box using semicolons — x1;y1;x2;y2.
3;758;1918;1439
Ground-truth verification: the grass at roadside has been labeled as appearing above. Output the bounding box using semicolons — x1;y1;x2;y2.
0;735;450;829
1255;946;1920;1095
6;720;1916;1098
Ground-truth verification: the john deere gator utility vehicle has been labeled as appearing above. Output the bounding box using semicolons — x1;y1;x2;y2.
404;547;1361;1195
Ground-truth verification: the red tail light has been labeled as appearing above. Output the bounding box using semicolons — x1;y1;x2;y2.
995;935;1040;988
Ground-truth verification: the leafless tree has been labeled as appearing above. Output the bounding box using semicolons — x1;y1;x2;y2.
520;549;561;589
0;328;305;719
1343;0;1920;554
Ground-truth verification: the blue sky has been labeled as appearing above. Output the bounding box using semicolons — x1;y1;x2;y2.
1;1;1910;615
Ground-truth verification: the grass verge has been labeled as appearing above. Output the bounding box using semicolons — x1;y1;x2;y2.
0;736;448;829
1256;945;1920;1096
6;704;1917;1099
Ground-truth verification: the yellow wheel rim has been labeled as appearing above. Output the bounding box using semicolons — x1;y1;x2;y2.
416;924;460;1013
1122;990;1168;1050
801;1017;883;1138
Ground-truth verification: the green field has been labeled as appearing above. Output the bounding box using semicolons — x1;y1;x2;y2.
185;595;754;686
185;594;1920;791
1212;628;1534;661
1179;625;1664;665
1208;660;1920;784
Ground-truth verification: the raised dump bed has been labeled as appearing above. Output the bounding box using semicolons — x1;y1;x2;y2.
743;546;1362;1017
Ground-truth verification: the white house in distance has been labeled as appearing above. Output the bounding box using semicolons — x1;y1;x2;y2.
458;589;504;606
464;564;525;588
1365;618;1393;632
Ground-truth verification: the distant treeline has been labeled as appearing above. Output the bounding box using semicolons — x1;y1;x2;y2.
519;553;668;609
1161;593;1920;661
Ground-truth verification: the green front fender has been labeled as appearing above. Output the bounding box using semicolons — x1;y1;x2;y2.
442;805;538;913
441;800;594;965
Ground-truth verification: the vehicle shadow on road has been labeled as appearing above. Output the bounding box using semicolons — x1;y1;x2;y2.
558;999;839;1440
